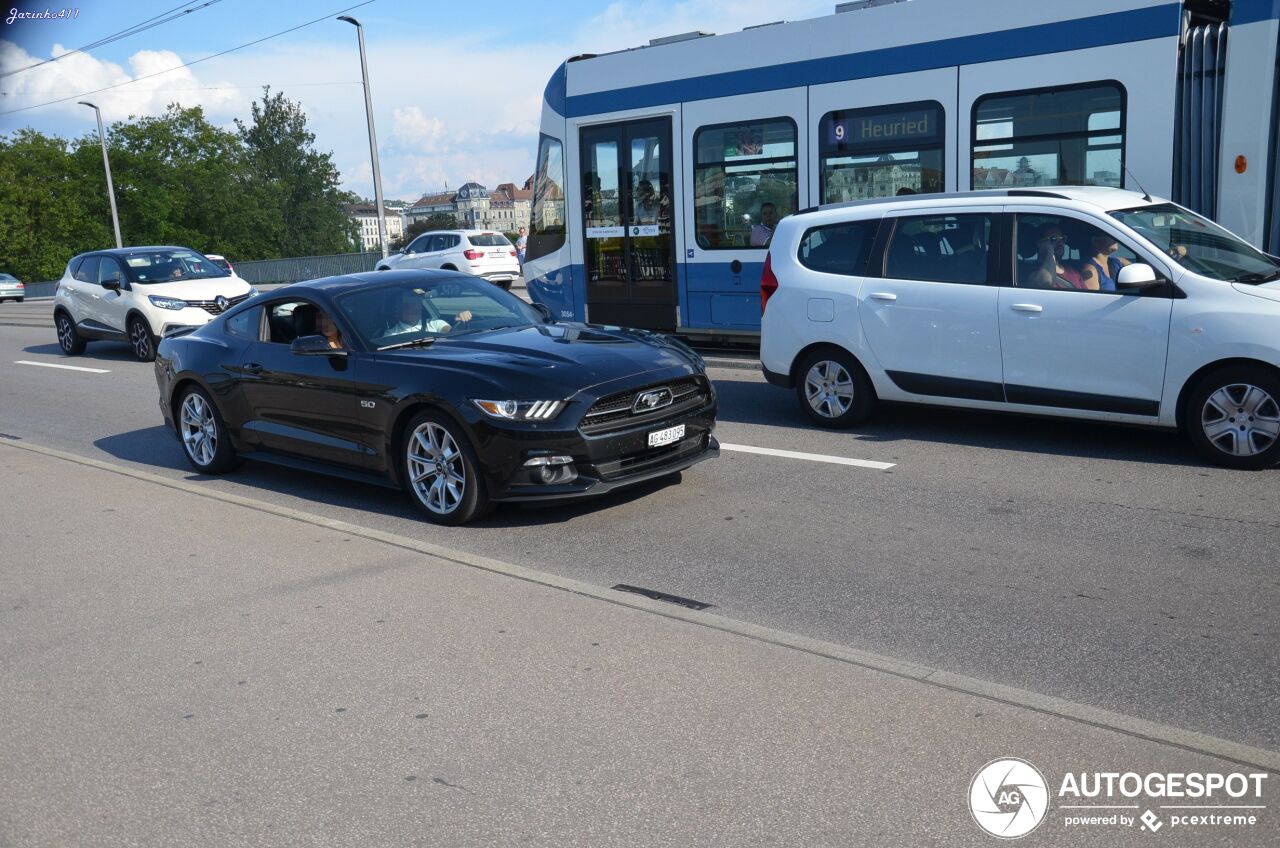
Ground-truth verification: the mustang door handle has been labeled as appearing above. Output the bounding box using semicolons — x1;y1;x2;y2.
242;362;264;374
868;292;898;301
1010;303;1043;313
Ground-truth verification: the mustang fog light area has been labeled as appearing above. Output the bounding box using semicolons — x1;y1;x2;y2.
472;399;565;421
148;295;188;310
522;454;578;484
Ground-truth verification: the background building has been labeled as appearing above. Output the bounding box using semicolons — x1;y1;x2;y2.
343;203;404;252
404;179;533;232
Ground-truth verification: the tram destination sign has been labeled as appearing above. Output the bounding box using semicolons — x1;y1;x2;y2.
825;107;940;150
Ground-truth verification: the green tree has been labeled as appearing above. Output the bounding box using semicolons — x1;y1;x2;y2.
0;129;108;281
237;87;359;256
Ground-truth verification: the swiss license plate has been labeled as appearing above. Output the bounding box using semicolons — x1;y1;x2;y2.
489;251;507;257
648;424;685;448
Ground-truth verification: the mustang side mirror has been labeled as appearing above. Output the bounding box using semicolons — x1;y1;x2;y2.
291;334;345;356
1116;263;1158;287
531;302;552;322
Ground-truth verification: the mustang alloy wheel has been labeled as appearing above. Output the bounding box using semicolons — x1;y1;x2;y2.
177;387;237;473
403;411;489;525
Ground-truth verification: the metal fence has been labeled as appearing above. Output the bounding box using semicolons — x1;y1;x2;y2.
232;251;382;285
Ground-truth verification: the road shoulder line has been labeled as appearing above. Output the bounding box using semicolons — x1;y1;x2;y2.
2;436;1275;772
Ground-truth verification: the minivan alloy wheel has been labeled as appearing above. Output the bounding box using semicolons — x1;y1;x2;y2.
180;392;219;467
1200;383;1280;457
407;421;466;514
805;360;855;418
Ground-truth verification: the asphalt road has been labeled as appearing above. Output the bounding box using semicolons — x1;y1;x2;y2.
1;312;1277;754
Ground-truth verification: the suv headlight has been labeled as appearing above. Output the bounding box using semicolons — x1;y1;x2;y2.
472;399;565;421
148;295;187;310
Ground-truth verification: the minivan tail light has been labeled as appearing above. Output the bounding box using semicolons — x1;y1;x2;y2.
463;249;485;260
760;252;779;314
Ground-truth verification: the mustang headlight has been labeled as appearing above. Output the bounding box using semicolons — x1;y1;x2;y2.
472;399;565;421
148;295;187;310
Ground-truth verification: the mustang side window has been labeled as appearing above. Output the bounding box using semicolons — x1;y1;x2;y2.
693;118;798;249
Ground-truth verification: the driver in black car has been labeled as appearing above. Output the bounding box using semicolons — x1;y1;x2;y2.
388;289;472;335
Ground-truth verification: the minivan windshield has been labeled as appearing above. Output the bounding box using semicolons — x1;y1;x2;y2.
1109;204;1280;284
336;275;545;349
121;249;230;284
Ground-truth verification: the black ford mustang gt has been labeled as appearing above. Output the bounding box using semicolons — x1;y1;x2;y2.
154;270;718;524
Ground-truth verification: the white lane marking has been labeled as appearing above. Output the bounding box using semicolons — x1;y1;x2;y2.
720;442;895;470
14;360;111;374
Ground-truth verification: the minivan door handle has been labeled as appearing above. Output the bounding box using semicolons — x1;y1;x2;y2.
868;292;897;301
1010;303;1043;313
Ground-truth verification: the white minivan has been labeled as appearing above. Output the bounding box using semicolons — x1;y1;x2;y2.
759;187;1280;469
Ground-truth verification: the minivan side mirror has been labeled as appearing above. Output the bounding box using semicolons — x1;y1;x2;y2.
291;334;345;356
1117;263;1158;287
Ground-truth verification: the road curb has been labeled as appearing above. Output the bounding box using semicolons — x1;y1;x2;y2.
3;436;1277;773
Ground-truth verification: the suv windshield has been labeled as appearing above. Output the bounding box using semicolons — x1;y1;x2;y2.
467;233;511;247
336;275;544;349
122;249;229;284
1109;204;1280;284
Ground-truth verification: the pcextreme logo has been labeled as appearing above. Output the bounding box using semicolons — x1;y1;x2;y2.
969;758;1269;839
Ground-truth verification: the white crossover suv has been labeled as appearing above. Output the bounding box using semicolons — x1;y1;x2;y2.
376;230;520;289
759;187;1280;469
54;246;256;362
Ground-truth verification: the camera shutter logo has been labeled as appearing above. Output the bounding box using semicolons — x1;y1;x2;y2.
969;758;1050;839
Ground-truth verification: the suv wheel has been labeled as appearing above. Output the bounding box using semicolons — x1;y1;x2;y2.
177;386;238;473
796;348;876;428
403;410;491;525
1184;365;1280;469
129;315;157;362
55;311;86;355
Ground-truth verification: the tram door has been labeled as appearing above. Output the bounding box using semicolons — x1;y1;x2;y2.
579;117;677;330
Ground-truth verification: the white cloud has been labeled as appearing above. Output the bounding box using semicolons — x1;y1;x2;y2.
0;39;246;125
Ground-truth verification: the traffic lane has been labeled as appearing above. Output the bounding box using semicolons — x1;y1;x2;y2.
2;323;1278;749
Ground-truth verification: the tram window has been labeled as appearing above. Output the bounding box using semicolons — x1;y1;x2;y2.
972;81;1125;189
819;101;945;203
692;118;798;250
527;134;566;262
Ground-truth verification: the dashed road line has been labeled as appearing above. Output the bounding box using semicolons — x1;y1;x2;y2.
14;360;111;374
721;442;895;470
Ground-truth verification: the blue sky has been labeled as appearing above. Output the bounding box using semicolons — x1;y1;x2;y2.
1;0;831;202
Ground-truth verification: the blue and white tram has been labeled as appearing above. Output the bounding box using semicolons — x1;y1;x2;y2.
523;0;1280;339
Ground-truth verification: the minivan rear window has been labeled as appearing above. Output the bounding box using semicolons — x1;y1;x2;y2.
798;220;879;276
468;234;511;247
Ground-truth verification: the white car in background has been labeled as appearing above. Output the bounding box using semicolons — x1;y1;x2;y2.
376;230;521;289
0;272;23;302
54;246;257;362
759;186;1280;470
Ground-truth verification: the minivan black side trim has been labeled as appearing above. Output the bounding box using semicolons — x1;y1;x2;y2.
1005;384;1159;416
886;370;1005;402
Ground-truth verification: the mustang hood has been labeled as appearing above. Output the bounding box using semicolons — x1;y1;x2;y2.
383;323;702;397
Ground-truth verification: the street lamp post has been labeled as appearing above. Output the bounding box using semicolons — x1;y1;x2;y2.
78;101;122;248
337;15;389;259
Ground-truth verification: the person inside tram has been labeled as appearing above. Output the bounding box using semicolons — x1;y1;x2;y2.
750;202;779;246
633;179;660;222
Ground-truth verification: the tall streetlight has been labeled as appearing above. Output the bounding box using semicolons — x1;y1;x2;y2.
79;101;122;248
337;15;388;259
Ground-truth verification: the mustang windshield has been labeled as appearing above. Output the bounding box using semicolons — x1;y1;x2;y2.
122;249;229;284
337;276;545;349
1109;204;1280;283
